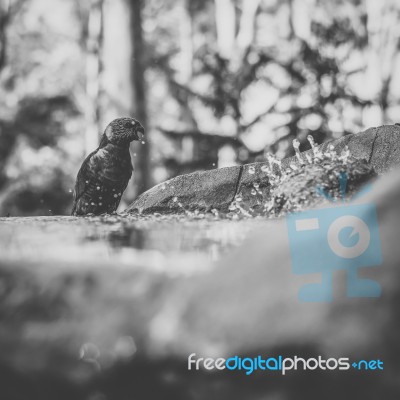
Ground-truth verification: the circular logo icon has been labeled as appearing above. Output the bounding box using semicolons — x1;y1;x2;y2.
327;215;371;259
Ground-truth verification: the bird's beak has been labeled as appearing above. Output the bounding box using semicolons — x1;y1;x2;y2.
136;125;145;141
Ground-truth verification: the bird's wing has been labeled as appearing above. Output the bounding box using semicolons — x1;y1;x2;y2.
73;148;133;202
72;149;101;205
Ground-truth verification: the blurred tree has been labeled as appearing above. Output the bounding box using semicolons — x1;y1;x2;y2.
0;0;25;187
363;0;400;125
129;0;150;194
151;0;400;171
0;0;83;216
0;0;400;216
101;0;151;200
84;0;104;154
0;0;24;72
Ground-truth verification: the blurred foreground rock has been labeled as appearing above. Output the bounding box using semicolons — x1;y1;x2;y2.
1;167;400;399
126;124;400;214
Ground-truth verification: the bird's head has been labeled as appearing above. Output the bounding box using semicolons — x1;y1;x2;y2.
103;117;145;146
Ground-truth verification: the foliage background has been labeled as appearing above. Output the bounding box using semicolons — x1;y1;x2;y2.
0;0;399;216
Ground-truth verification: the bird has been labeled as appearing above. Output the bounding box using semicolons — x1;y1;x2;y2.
71;117;144;216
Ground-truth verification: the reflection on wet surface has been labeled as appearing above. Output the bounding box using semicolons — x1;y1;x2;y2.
0;214;269;272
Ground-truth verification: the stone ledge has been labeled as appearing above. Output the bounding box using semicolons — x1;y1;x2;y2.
126;125;400;214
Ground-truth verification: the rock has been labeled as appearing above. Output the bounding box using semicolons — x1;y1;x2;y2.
126;166;242;214
126;125;400;214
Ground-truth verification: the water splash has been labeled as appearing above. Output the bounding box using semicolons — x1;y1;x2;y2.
307;134;323;159
267;153;282;171
222;133;373;219
145;134;368;221
253;182;262;194
293;139;305;165
261;164;271;173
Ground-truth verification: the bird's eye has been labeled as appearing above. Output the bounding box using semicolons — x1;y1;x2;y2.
124;121;134;128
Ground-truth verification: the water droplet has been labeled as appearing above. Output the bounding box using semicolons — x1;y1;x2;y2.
173;196;178;202
113;194;118;198
261;165;270;173
141;141;145;144
97;186;100;190
307;135;323;159
228;203;237;211
307;134;316;148
161;184;166;190
248;166;255;174
326;144;337;160
79;342;100;361
114;336;137;359
340;145;351;162
251;189;257;195
292;139;304;165
267;153;282;168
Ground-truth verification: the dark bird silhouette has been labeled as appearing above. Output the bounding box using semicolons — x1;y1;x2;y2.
71;117;144;216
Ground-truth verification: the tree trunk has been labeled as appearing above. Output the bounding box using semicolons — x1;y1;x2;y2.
215;0;236;60
289;0;315;42
102;0;133;123
85;0;103;154
129;0;150;194
0;0;10;73
101;0;150;198
177;0;193;85
236;0;261;60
